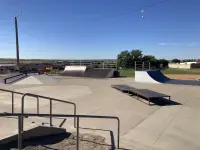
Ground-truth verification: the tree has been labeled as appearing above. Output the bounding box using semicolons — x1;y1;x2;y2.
159;59;169;68
182;59;196;62
130;49;143;61
117;49;169;69
117;50;132;68
142;55;156;62
172;59;181;63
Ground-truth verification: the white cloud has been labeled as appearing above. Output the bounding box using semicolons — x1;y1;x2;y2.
158;42;180;46
158;42;199;47
187;43;198;47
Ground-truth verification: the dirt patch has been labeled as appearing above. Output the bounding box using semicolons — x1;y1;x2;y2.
165;74;200;80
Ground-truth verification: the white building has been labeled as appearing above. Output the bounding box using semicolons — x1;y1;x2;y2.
168;62;200;69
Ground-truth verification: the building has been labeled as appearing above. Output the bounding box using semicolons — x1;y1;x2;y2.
168;61;200;69
0;64;16;74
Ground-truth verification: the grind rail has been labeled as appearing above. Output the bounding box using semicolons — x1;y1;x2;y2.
0;113;120;150
4;73;27;84
0;89;76;127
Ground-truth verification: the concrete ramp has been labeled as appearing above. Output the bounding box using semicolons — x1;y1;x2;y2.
64;65;87;71
135;70;200;86
34;74;57;84
14;75;57;85
62;66;119;78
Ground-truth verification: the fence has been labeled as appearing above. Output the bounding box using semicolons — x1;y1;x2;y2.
134;61;151;70
65;60;117;69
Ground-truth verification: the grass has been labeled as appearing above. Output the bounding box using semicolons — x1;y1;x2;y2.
120;69;135;77
120;68;200;77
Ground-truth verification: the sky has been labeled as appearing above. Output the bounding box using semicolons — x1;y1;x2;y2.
0;0;200;60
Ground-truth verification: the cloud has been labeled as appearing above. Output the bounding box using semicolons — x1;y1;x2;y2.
187;43;198;47
158;42;180;46
158;42;199;46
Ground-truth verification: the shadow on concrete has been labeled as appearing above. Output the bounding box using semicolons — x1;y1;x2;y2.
0;132;71;150
0;131;130;150
79;127;131;150
118;76;128;78
129;94;182;106
150;97;182;106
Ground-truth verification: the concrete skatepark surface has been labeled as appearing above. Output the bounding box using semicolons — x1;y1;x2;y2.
0;76;200;150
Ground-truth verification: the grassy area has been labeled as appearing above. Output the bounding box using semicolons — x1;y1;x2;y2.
120;68;200;77
120;69;135;77
161;68;200;75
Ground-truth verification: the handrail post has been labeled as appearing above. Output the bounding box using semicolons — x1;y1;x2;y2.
21;96;24;132
74;104;76;128
50;99;52;126
18;115;22;150
12;92;14;113
76;116;79;150
117;118;120;149
37;96;39;114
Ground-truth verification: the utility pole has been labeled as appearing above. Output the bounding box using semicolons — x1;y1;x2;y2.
15;11;22;71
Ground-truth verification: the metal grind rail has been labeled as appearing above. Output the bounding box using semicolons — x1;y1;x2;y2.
0;113;120;150
4;73;27;84
0;89;77;127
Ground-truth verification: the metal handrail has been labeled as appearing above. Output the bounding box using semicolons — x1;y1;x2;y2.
0;113;120;150
21;93;76;128
0;89;77;128
4;73;27;84
0;89;24;113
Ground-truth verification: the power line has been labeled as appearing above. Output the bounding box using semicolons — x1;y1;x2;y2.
86;0;169;22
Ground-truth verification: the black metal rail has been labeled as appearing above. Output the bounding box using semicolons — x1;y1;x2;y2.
0;113;120;150
4;73;27;84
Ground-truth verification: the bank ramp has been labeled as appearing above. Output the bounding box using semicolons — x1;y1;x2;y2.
135;70;200;86
61;66;119;78
14;74;57;85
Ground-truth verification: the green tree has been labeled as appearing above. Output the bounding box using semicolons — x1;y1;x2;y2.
142;55;156;61
130;49;143;61
172;59;181;63
159;59;169;68
117;50;132;68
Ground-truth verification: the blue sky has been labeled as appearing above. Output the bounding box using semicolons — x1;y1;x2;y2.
0;0;199;59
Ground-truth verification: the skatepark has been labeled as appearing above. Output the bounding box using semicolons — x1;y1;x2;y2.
0;67;200;150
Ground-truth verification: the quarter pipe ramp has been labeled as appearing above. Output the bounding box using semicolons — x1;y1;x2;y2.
135;70;200;86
